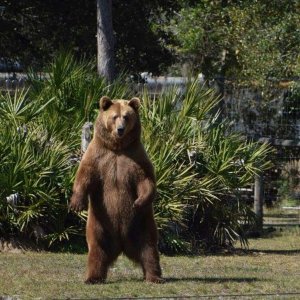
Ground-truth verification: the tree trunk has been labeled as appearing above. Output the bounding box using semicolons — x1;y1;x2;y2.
96;0;115;82
254;173;264;232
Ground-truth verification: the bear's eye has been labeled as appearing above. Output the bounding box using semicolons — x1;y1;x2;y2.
113;115;118;120
123;115;129;121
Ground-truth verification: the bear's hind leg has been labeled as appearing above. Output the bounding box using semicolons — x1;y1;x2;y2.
123;241;163;283
140;245;164;284
85;243;119;284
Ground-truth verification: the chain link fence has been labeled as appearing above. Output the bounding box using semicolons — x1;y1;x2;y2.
222;80;300;227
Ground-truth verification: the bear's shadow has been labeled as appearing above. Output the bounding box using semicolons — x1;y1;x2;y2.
109;276;263;284
165;276;263;283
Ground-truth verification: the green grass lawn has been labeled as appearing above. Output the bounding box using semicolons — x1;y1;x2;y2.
1;228;300;299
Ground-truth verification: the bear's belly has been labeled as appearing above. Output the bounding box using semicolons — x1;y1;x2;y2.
103;185;136;215
100;155;140;233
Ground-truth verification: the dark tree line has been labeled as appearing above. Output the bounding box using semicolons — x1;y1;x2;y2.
1;0;299;81
0;0;96;69
0;0;177;74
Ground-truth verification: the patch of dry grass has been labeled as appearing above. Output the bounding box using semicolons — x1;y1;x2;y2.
1;228;300;299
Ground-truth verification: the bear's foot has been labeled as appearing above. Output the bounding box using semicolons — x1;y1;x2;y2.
145;275;165;284
85;277;106;284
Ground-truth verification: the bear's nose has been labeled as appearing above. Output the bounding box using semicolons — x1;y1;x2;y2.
117;127;125;137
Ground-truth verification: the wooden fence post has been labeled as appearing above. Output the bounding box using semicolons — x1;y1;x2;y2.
81;122;93;153
254;173;264;232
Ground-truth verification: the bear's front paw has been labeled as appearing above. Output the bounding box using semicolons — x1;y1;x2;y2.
69;194;88;212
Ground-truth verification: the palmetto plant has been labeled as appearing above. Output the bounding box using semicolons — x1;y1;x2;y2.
0;53;131;247
0;89;77;245
191;125;272;249
140;82;272;252
0;53;272;252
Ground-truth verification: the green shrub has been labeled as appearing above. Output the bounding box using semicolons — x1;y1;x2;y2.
0;53;272;253
0;53;131;248
141;82;272;252
0;89;79;245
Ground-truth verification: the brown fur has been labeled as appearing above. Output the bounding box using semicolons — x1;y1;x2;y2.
69;96;163;284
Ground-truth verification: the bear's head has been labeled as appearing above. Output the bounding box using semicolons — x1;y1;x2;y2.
95;96;141;150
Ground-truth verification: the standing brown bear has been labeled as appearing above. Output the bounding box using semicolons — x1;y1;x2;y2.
69;96;163;284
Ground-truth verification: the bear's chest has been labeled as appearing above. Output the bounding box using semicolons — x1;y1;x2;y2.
98;152;142;188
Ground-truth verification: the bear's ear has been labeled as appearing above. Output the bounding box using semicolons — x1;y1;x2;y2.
99;96;113;111
128;97;141;111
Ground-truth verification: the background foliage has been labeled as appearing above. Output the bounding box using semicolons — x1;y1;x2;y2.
0;53;130;248
140;83;272;252
1;0;299;80
0;53;273;253
0;0;298;256
164;0;300;81
0;0;177;74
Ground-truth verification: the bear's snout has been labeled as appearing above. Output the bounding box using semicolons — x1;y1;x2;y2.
117;126;125;137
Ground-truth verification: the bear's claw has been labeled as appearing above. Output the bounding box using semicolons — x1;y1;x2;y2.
69;198;87;212
145;276;165;284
